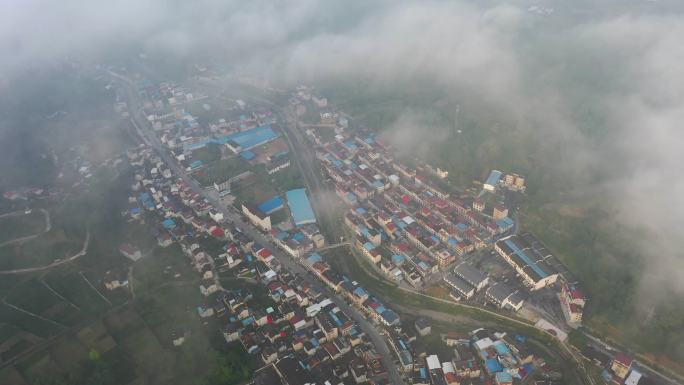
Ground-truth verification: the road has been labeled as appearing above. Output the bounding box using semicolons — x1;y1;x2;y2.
109;72;407;385
192;77;343;244
581;330;682;385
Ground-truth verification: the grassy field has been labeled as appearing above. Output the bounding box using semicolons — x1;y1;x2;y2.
192;156;250;187
0;212;46;244
0;227;85;271
132;245;197;294
191;143;222;164
4;278;82;327
44;272;110;316
230;173;278;208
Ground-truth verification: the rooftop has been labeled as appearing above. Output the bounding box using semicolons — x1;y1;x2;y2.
286;189;316;226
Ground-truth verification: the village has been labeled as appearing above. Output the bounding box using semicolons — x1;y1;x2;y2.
78;72;649;385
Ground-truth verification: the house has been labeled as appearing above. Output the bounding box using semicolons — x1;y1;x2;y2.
157;233;173;247
485;282;525;312
444;273;475;299
103;270;128;290
349;359;368;384
197;305;214;318
495;371;513;385
611;354;633;381
119;244;142;261
242;203;271;231
415;318;431;336
560;281;585;325
453;263;489;291
200;282;219;296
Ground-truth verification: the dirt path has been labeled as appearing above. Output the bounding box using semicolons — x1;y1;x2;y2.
79;271;112;306
1;300;67;328
39;275;81;311
0;228;90;275
0;209;51;247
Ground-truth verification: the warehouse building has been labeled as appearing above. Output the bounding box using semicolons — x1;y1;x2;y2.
494;234;559;290
453;262;489;291
483;170;503;192
444;273;475;299
485;282;525;312
286;188;317;226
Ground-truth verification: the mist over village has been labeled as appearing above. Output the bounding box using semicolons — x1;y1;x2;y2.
0;1;683;385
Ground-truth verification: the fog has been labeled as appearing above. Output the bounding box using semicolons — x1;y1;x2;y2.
2;0;684;321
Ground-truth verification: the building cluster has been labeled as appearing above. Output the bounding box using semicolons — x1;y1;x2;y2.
581;345;644;385
301;130;536;313
239;187;326;259
494;233;587;324
606;354;642;385
120;142;395;384
481;170;525;193
583;347;643;385
224;266;393;385
303;253;400;328
135;78;329;259
310;133;516;287
288;85;349;133
412;328;537;385
139;80;290;191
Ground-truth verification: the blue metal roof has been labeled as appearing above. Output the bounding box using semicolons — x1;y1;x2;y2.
239;150;256;160
485;170;503;187
222;125;278;150
486;358;503;373
306;252;322;265
286;189;316;226
258;196;284;214
184;125;279;151
381;309;399;323
493;340;511;355
504;239;548;278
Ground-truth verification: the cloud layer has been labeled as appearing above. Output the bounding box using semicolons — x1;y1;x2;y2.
2;0;684;307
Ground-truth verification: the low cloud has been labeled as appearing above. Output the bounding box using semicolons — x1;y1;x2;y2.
2;0;684;309
579;14;684;299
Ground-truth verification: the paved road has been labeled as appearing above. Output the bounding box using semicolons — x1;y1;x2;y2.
581;330;682;385
192;78;342;244
110;72;407;385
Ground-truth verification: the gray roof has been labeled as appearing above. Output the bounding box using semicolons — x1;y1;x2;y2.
454;263;488;286
444;273;475;296
486;282;515;303
506;291;525;307
415;317;431;330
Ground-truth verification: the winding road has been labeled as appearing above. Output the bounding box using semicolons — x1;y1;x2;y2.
0;229;91;275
